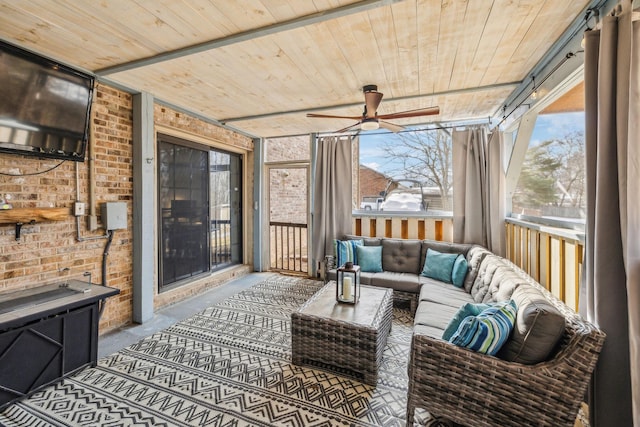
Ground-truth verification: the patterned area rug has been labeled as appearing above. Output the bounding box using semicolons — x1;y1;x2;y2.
0;276;440;426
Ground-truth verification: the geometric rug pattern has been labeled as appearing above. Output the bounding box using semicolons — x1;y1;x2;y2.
0;276;438;426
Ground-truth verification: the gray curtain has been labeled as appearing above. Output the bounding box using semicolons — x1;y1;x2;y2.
583;2;639;425
452;126;505;255
311;135;353;271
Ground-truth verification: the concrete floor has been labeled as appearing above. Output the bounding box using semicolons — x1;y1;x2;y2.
98;272;274;359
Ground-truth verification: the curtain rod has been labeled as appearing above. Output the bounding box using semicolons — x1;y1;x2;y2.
315;118;491;138
494;50;582;129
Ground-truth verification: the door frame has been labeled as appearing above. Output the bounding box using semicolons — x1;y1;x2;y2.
265;161;311;275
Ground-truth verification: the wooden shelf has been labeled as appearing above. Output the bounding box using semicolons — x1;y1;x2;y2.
0;207;70;225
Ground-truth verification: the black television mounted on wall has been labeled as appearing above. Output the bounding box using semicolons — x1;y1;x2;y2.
0;40;94;162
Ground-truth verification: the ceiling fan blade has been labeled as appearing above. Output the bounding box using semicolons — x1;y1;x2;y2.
306;113;363;120
379;120;404;133
364;90;383;118
376;106;440;120
336;122;361;133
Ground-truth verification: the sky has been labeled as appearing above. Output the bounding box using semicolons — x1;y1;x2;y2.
359;111;585;179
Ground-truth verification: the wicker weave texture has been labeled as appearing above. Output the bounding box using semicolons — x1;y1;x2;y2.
406;263;606;427
291;282;393;386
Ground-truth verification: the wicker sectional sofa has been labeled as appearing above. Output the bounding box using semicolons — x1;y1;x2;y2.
325;236;606;427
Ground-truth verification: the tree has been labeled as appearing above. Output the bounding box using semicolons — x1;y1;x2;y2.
550;130;585;208
513;140;562;212
378;128;452;209
512;129;586;217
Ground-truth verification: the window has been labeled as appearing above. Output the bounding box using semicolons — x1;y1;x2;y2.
357;128;453;213
512;81;585;221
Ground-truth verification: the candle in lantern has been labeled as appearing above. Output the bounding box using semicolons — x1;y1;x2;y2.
343;276;352;300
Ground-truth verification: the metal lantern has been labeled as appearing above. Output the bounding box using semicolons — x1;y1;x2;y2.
336;261;360;304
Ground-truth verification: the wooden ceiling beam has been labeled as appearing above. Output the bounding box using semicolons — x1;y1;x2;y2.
96;0;405;75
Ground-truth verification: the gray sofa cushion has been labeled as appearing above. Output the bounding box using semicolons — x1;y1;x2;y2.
418;277;475;309
413;324;445;340
470;254;511;302
414;300;460;331
463;246;491;292
498;285;566;364
482;265;528;303
382;239;422;274
370;271;421;293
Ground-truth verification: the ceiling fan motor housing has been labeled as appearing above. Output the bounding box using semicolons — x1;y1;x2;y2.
306;84;439;133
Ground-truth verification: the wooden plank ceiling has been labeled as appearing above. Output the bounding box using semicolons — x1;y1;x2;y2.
0;0;591;138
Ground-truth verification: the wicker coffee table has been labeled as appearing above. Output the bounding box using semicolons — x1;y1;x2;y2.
291;282;393;386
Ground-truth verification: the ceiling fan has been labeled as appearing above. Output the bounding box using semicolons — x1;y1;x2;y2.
306;85;440;133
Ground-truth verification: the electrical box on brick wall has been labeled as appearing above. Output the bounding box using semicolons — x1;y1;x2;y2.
101;202;127;230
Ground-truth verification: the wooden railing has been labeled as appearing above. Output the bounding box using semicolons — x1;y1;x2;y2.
505;217;585;311
269;221;308;274
351;213;583;311
352;213;454;241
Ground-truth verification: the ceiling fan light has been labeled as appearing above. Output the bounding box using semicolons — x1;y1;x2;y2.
360;118;379;130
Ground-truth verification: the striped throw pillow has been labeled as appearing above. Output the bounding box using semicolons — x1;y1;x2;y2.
449;300;517;356
334;239;363;266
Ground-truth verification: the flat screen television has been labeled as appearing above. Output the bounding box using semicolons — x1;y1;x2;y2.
0;41;94;162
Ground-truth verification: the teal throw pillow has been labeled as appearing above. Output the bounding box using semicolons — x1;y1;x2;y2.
448;300;517;356
334;239;363;266
451;255;469;287
442;302;493;341
421;248;458;283
356;245;383;273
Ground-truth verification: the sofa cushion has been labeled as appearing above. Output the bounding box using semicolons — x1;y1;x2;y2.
448;300;517;356
359;271;375;285
370;271;421;293
421;248;458;282
419;277;474;308
414;300;461;331
482;264;529;303
470;254;511;302
381;239;422;274
498;286;566;364
334;239;362;266
356;245;383;272
463;246;492;292
413;324;445;340
451;255;468;287
420;240;473;273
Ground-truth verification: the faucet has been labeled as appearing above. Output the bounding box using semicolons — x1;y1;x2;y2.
59;267;71;287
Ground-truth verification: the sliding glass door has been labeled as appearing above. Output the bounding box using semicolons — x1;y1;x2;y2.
158;135;242;291
210;150;242;270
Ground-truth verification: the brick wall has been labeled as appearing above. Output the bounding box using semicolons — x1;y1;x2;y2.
0;83;254;334
269;167;307;224
265;136;309;162
265;135;309;224
0;82;134;331
154;105;253;152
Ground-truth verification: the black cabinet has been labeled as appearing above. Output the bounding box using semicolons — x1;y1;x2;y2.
0;281;119;409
